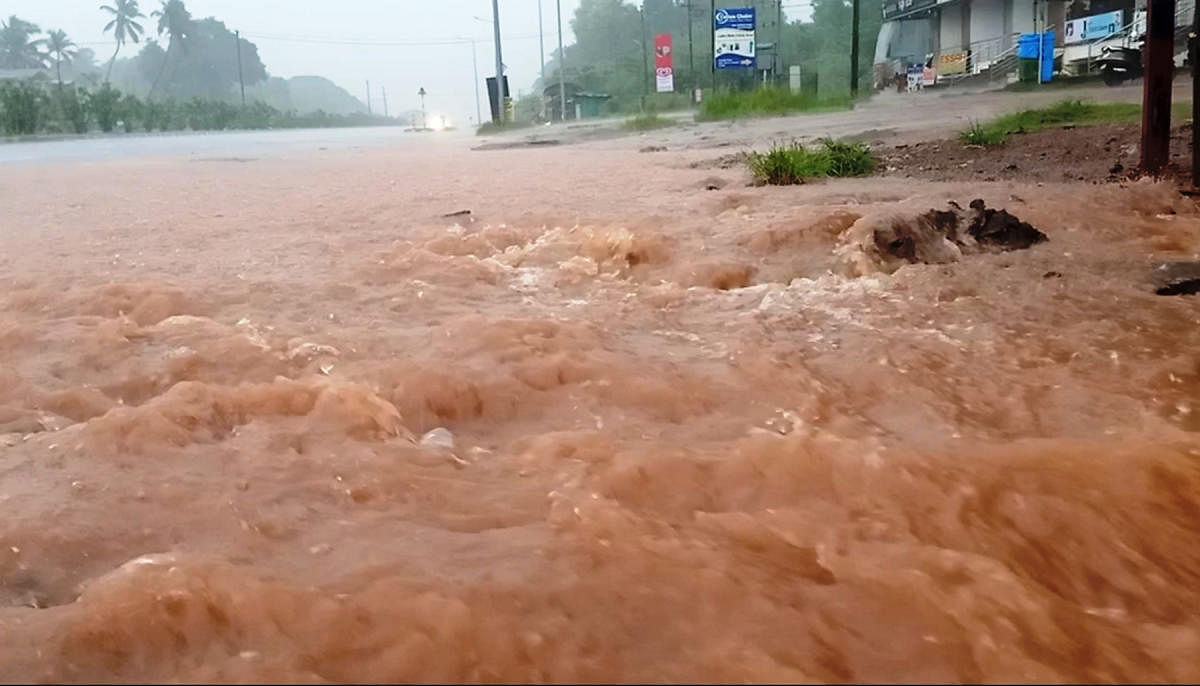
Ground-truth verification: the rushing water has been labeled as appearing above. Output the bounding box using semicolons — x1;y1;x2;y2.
0;142;1198;682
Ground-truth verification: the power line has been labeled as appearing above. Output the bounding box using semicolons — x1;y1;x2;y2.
240;31;544;47
78;32;546;48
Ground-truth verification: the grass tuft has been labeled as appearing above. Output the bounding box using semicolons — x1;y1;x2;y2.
747;139;875;185
959;120;1008;146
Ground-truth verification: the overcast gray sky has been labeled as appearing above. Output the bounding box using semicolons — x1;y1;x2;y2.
10;0;591;125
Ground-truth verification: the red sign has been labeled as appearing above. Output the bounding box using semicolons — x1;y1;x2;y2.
654;33;674;93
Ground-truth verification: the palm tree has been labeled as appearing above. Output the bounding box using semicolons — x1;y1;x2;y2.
147;0;192;99
0;15;45;70
45;30;77;88
100;0;145;82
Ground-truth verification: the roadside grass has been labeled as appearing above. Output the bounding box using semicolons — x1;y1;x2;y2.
959;120;1009;146
624;112;674;131
747;139;876;185
698;87;853;121
957;99;1199;146
476;120;536;135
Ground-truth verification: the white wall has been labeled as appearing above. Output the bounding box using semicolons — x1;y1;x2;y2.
940;3;965;51
1011;0;1036;34
970;0;1007;42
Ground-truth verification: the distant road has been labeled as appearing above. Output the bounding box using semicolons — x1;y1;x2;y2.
0;125;473;165
2;78;1190;165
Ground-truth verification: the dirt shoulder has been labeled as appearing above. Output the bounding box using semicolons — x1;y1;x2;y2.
878;122;1195;186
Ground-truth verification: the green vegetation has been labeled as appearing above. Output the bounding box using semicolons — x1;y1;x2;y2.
624;112;673;131
534;0;880;118
959;120;1008;147
475;120;536;136
698;88;852;122
100;0;147;82
747;139;875;185
958;99;1142;146
0;79;405;138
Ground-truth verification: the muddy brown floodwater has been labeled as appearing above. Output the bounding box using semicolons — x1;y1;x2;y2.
0;136;1198;683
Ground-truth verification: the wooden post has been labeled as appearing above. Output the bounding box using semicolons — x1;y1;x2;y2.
1141;0;1176;173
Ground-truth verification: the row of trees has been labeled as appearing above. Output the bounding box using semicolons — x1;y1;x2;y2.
1;1;390;136
3;2;269;102
0;80;399;137
530;0;884;114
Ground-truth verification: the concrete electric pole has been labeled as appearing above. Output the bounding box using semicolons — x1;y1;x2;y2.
492;0;506;124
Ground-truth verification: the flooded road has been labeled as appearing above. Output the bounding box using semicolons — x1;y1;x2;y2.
0;128;1198;682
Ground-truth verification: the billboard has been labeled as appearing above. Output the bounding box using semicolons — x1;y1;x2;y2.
655;33;675;93
882;0;938;21
714;7;755;69
1064;10;1124;44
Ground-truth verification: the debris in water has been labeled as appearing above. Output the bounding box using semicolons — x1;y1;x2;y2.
420;427;455;452
839;199;1048;275
1153;262;1200;296
965;199;1048;250
1158;279;1200;296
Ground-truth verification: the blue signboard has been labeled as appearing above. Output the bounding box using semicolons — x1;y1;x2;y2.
714;7;756;69
1064;10;1124;44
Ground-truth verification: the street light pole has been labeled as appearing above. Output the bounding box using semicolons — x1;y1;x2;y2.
418;87;426;130
471;38;482;126
557;0;567;122
492;0;506;124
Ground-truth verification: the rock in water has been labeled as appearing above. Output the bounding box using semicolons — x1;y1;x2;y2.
965;199;1049;250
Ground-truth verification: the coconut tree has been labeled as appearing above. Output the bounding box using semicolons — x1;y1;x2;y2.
147;0;192;99
45;30;77;88
100;0;145;82
0;15;45;69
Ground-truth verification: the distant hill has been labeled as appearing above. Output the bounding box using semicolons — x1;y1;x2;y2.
245;75;367;115
284;76;368;115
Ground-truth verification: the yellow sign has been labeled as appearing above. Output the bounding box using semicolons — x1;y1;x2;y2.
937;52;968;75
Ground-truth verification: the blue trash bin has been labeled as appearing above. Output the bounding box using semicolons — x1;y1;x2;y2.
1017;32;1056;82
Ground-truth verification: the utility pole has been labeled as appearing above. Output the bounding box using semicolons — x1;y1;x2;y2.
382;86;388;118
492;0;506;124
777;0;783;86
850;0;860;95
641;4;650;111
557;0;567;122
687;0;695;91
1192;1;1199;186
471;38;482;126
1141;0;1176;173
235;30;245;106
366;80;372;115
710;0;716;90
538;0;547;117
